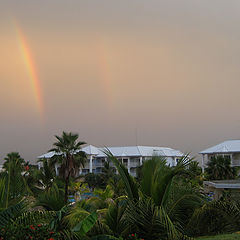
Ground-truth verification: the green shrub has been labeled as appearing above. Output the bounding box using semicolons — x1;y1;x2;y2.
0;223;61;240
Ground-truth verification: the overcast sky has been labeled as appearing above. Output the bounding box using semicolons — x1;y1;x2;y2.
1;1;240;162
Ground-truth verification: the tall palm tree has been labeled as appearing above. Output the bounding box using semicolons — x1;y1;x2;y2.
49;131;87;203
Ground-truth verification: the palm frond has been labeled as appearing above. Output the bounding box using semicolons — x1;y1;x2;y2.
0;176;6;209
0;201;27;228
187;200;240;236
102;148;139;201
12;210;55;226
103;197;129;237
64;206;91;228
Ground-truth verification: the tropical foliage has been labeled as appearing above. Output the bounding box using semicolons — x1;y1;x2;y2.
2;131;240;239
205;155;238;180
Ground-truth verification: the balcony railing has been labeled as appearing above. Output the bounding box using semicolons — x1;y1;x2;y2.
130;162;140;167
93;169;102;174
93;162;104;167
231;160;240;167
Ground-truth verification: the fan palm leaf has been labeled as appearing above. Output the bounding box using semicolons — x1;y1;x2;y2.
48;131;87;203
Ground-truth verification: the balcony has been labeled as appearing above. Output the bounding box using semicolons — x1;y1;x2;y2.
93;168;102;174
130;162;140;167
231;159;240;167
81;169;89;175
93;162;104;167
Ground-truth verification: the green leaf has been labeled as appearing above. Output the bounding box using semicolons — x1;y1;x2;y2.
73;211;98;235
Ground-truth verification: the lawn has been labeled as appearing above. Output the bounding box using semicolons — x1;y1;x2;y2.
197;233;240;240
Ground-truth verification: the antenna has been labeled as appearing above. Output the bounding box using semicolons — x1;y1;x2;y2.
135;127;138;146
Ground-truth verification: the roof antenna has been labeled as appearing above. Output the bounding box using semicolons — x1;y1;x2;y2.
135;127;138;146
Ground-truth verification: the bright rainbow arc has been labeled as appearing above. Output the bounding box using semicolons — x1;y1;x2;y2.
15;24;44;118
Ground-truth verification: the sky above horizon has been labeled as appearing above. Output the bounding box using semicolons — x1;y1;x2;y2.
1;1;240;162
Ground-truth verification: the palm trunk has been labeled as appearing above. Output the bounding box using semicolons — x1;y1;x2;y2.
64;154;71;204
6;163;11;208
64;172;70;203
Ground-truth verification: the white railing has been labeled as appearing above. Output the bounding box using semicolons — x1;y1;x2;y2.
231;160;240;167
94;162;104;167
130;162;140;167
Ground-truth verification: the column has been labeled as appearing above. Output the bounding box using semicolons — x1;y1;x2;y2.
37;162;41;170
230;154;233;167
89;155;93;173
128;157;130;173
104;157;107;173
140;157;143;165
55;164;59;176
201;154;205;173
172;157;175;167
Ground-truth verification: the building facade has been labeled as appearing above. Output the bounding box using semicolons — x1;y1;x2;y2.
199;140;240;172
38;145;184;177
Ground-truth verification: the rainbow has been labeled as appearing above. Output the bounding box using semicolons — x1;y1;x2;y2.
15;24;44;117
99;48;113;104
96;40;113;107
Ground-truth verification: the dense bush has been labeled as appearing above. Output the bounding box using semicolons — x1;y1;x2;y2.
0;224;60;240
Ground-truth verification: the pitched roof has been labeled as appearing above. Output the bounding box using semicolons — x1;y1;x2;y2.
38;151;59;159
97;146;183;157
82;145;99;155
200;140;240;154
38;145;184;158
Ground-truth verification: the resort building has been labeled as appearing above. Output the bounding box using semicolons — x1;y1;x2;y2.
38;145;184;177
199;140;240;172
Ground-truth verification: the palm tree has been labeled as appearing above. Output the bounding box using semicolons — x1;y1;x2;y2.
205;155;237;180
103;150;204;240
2;152;28;207
36;159;56;191
3;152;25;173
49;131;87;203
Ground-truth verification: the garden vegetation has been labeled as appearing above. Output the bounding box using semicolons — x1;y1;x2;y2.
1;132;240;240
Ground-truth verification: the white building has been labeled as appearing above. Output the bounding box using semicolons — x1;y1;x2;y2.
0;162;3;172
38;145;184;177
199;140;240;172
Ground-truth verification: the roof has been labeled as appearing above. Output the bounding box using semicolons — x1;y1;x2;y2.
200;140;240;154
204;180;240;189
97;146;183;158
38;145;184;159
82;145;99;155
38;151;60;159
